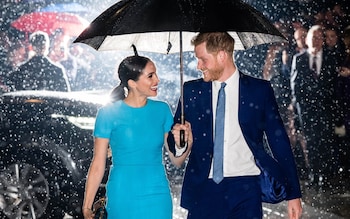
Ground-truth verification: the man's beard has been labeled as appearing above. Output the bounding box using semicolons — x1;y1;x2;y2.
203;65;224;82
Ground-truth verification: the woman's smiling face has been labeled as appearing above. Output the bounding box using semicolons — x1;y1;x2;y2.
133;61;160;97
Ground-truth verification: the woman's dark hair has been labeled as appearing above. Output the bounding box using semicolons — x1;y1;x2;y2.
110;55;151;102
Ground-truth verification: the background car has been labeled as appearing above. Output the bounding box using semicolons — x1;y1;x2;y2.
0;90;110;219
0;88;185;219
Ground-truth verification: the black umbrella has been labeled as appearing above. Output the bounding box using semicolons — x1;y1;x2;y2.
74;0;285;52
74;0;286;145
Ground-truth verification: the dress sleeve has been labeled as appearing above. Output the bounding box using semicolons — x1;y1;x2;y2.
163;102;174;133
93;107;112;139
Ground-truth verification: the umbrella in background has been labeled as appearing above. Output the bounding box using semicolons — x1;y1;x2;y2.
74;0;286;145
37;2;90;15
11;11;89;37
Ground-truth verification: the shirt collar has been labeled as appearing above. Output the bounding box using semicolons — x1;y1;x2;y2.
308;49;322;58
213;69;239;89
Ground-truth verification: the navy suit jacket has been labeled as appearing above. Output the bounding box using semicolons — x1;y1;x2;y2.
290;50;338;132
168;72;301;209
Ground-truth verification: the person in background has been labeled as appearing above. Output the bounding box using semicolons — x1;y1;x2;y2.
48;28;77;86
324;24;346;66
168;32;302;219
6;38;27;70
6;31;70;92
281;26;308;84
48;28;69;65
335;25;350;182
293;27;308;54
290;25;339;188
0;37;27;92
0;31;12;92
284;26;309;179
261;21;295;151
82;55;192;219
70;44;97;91
62;43;89;90
0;31;10;65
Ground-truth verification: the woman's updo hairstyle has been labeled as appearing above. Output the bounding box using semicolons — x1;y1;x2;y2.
110;46;151;102
118;55;150;87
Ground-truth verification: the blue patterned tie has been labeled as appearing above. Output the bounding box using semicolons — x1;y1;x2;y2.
213;82;226;184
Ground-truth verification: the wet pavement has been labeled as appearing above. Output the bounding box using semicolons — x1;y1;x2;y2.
170;178;350;219
299;179;350;219
64;178;350;219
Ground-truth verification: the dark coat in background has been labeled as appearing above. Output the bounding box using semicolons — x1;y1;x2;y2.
290;49;339;178
7;55;70;92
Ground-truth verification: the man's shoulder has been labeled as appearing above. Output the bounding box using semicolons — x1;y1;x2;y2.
294;51;308;61
322;49;338;64
184;78;212;87
183;78;211;97
22;56;63;71
184;78;205;85
43;57;64;71
239;72;270;86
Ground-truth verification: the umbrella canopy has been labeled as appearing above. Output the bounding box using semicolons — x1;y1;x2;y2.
74;0;286;53
11;11;89;37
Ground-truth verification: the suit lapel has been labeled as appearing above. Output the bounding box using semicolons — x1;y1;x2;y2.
238;72;250;125
202;81;214;147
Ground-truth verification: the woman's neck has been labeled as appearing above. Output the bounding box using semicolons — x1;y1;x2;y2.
123;94;147;107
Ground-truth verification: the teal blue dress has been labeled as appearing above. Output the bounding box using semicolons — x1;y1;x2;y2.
93;99;173;219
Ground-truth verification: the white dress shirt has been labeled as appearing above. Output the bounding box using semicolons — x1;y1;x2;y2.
308;49;322;76
209;70;260;178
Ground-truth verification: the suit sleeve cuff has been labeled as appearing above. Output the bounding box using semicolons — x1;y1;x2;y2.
175;143;187;157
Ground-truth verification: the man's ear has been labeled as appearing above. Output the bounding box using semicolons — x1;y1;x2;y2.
218;50;226;62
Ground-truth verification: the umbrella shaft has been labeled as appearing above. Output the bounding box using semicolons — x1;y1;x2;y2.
180;31;184;125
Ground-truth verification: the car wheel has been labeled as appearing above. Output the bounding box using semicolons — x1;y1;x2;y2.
0;163;49;219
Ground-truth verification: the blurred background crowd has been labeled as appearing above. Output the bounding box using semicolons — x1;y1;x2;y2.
243;0;350;191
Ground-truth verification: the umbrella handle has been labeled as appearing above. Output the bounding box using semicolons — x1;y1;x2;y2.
179;114;186;148
180;130;186;148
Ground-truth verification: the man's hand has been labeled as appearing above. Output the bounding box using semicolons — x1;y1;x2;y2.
339;67;350;77
287;198;302;219
171;121;193;149
335;125;346;137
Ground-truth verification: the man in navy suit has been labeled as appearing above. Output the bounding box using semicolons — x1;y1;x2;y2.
168;32;302;219
290;25;339;187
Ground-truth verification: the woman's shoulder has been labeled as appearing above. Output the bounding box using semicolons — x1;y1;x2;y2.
148;99;172;112
148;98;169;107
99;100;123;112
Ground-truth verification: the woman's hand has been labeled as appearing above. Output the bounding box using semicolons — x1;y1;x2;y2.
82;207;95;219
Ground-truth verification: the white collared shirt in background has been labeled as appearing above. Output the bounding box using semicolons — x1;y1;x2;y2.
308;49;323;76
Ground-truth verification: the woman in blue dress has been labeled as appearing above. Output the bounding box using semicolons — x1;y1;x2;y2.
82;55;192;219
